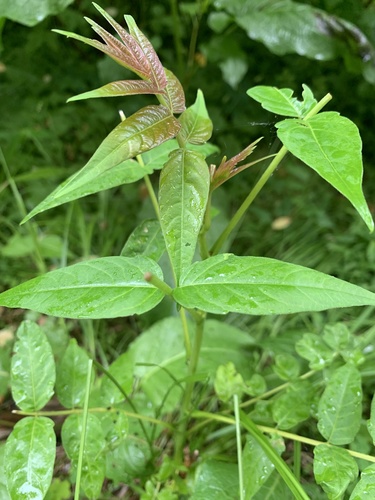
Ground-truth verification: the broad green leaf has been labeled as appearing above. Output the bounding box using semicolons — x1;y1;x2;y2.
45;478;71;500
0;445;11;500
11;320;55;411
55;339;90;408
272;382;314;430
100;410;128;449
106;437;151;484
68;79;162;102
22;105;180;222
173;254;375;315
349;464;375;500
121;219;165;261
253;472;294;499
5;417;56;499
295;333;335;370
105;317;254;410
0;329;13;398
0;0;73;26
323;323;351;352
220;57;248;89
366;393;375;445
191;460;239;499
62;413;105;499
243;434;283;498
0;256;165;319
246;374;266;397
317;363;362;445
214;362;245;402
159;149;210;282
1;233;67;259
314;444;358;499
247;85;316;118
179;89;213;144
273;353;300;380
276;113;374;232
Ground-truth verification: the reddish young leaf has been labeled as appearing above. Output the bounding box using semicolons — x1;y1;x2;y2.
159;69;186;114
68;80;163;102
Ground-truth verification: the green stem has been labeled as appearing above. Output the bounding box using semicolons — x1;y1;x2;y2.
144;272;173;295
234;394;244;500
210;92;333;256
174;311;206;461
294;441;301;481
179;307;192;361
0;147;47;274
199;192;212;260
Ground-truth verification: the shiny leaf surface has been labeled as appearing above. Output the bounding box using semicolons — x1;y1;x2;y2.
159;68;186;114
56;339;90;408
5;417;56;499
121;219;165;261
68;79;162;102
0;256;165;319
314;444;358;499
23;105;180;222
11;320;55;411
276;112;374;231
191;460;239;499
317;363;362;445
173;254;375;315
349;464;375;500
179;89;213;144
159;149;210;282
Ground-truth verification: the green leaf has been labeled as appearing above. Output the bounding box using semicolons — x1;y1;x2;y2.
0;256;165;319
314;444;358;499
159;68;186;114
276;112;374;232
191;460;239;499
220;58;248;89
121;219;165;261
105;437;151;484
62;413;106;499
317;363;362;445
68;79;162;102
243;434;282;498
159;149;210;282
272;382;313;430
45;478;71;500
247;85;316;118
5;417;56;499
214;362;245;402
11;320;55;411
295;333;335;370
323;323;351;352
349;464;375;500
107;317;254;410
253;472;294;499
173;254;375;315
55;339;90;408
273;354;300;380
179;89;213;144
366;393;375;445
22;105;180;222
0;0;73;26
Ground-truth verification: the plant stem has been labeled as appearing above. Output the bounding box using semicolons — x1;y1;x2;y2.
179;307;192;361
199;192;212;260
210;92;333;256
234;394;244;500
144;272;173;295
210;145;288;255
0;147;47;274
294;441;301;481
174;311;206;461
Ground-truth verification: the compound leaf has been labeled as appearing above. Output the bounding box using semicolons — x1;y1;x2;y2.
173;254;375;315
0;256;165;319
247;85;316;118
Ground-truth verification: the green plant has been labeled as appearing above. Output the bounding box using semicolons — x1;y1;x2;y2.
2;3;375;498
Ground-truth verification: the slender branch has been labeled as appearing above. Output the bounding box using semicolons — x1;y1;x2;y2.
144;272;173;295
179;307;192;361
234;394;244;500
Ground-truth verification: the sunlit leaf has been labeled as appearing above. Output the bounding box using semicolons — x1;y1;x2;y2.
349;464;375;500
5;417;56;499
68;79;162;102
314;444;358;499
11;320;55;411
173;254;375;315
317;363;362;445
121;219;165;261
214;362;245;402
55;339;90;408
22;105;180;222
247;84;317;117
179;89;213;144
62;413;106;499
0;256;165;319
159;149;210;282
276;112;374;232
159;68;186;114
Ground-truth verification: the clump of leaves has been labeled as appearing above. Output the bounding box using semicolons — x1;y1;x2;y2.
1;3;375;499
